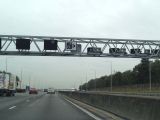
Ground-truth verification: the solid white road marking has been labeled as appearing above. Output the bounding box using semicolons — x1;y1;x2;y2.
65;99;103;120
9;106;16;110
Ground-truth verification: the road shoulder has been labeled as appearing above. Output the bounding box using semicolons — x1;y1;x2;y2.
62;95;124;120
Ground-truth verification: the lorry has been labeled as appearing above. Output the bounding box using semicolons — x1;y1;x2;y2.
0;72;19;96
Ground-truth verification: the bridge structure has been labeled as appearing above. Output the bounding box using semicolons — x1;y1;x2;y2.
0;35;160;58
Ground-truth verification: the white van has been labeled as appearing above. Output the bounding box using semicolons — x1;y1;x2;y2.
47;88;55;94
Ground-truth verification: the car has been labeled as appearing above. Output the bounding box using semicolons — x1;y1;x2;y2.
29;88;38;94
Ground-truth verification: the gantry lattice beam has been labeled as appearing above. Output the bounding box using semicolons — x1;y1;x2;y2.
0;35;160;59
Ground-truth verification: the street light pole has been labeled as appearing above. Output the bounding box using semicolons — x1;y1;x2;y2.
104;60;113;92
149;60;152;92
80;79;82;91
20;69;23;89
29;75;31;87
5;56;14;73
5;57;8;72
95;70;97;91
110;61;113;92
86;73;88;91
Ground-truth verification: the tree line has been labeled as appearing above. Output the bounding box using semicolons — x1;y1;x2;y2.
79;59;160;90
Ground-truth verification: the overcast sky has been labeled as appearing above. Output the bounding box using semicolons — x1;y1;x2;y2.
0;0;159;89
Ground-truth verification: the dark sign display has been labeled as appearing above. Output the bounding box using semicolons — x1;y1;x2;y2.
65;41;76;50
130;49;141;54
109;48;120;53
144;49;150;54
16;39;30;50
151;49;159;54
44;40;58;50
87;47;102;54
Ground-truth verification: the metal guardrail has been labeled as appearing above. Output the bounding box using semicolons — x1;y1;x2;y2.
83;91;160;97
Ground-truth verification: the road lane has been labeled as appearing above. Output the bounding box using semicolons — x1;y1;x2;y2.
0;92;45;111
0;93;95;120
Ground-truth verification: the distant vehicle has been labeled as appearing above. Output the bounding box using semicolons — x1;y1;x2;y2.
87;47;102;55
29;88;38;94
0;73;18;96
47;88;55;94
44;89;48;92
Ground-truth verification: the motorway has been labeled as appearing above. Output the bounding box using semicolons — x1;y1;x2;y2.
0;92;98;120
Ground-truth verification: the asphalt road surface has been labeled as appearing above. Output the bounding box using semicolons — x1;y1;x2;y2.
0;92;97;120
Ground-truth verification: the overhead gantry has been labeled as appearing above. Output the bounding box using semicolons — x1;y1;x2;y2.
0;35;160;58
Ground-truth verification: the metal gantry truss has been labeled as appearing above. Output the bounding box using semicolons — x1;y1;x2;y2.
0;35;160;59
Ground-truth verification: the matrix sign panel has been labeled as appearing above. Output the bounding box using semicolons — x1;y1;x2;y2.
71;44;81;54
44;40;58;50
130;49;141;54
109;48;120;53
65;41;77;50
16;39;30;50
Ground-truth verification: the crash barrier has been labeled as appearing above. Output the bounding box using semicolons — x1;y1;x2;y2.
59;91;160;120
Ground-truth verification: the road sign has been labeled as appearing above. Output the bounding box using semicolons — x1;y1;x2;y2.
44;40;58;50
16;39;30;50
71;44;81;54
65;41;77;50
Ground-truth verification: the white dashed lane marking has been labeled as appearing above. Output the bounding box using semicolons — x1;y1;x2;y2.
9;106;16;110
